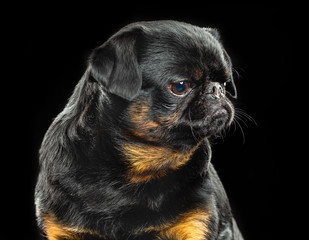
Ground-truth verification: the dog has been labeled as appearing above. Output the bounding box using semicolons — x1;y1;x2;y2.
35;20;244;240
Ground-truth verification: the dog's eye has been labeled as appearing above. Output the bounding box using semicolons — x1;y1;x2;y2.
169;81;191;96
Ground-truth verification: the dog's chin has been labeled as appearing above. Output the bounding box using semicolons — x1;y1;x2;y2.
167;108;232;150
184;95;234;139
201;109;230;136
189;106;233;141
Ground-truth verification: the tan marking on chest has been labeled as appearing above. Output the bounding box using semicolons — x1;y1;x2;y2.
145;207;212;240
42;214;104;240
123;143;199;183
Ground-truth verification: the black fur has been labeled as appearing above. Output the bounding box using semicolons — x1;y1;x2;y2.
35;20;243;240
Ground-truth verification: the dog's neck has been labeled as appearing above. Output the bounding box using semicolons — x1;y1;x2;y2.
120;141;202;183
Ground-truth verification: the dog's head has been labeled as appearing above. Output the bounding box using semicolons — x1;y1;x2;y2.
89;21;236;149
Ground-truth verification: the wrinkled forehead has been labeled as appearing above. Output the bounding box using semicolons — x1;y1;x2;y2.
139;25;229;86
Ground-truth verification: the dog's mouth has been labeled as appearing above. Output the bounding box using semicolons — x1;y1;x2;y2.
203;107;231;135
185;99;234;139
161;103;234;149
210;101;234;127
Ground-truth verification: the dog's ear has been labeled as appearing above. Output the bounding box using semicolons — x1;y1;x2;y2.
89;25;145;100
203;27;221;41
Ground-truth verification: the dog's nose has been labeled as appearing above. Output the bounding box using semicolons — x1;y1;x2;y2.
205;82;224;99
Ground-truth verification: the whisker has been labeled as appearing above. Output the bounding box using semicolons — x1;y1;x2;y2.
234;115;249;128
229;108;257;144
232;67;246;80
234;118;246;144
234;108;258;126
188;107;199;144
232;68;241;80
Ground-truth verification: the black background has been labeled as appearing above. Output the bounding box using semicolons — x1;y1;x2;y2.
10;6;296;240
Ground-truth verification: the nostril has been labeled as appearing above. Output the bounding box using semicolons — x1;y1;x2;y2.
218;85;224;93
205;82;224;99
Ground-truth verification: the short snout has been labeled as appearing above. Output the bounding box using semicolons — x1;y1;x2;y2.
205;82;225;99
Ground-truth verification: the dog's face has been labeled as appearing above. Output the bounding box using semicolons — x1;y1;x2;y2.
90;21;236;149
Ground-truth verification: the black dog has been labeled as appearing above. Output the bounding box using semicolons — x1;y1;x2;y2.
35;20;244;240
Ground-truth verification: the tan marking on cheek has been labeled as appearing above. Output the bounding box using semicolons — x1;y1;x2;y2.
129;101;160;140
130;100;181;133
157;111;180;128
130;102;150;124
123;143;200;183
